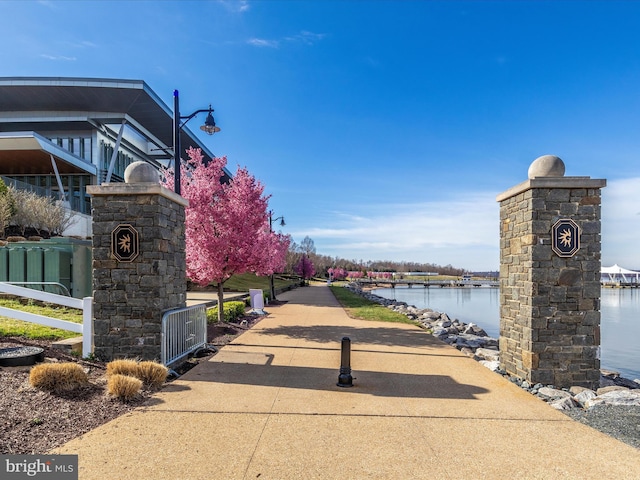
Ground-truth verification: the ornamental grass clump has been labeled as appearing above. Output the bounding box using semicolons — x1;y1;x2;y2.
136;361;168;389
106;359;139;378
106;359;167;389
107;374;142;401
29;362;89;392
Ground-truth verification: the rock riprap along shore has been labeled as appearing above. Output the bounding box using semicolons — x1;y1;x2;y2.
345;283;640;411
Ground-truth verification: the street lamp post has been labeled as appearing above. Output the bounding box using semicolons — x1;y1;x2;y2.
269;210;286;301
173;89;220;195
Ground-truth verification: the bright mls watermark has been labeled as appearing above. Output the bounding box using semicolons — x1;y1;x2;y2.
1;455;78;479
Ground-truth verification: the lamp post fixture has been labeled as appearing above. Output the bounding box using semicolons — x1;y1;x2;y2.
268;210;286;301
173;89;220;195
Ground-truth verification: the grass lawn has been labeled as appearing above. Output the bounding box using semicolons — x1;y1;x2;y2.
328;285;420;326
0;298;82;340
3;278;418;341
1;273;301;342
206;273;301;295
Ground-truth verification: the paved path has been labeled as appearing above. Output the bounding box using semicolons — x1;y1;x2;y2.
55;284;640;479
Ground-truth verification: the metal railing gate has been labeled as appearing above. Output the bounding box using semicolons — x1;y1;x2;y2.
161;304;207;366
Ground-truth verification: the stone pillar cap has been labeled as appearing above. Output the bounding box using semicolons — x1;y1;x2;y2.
528;155;565;179
124;161;159;184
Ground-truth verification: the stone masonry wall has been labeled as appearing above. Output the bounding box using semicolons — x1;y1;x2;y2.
91;189;186;361
499;186;602;388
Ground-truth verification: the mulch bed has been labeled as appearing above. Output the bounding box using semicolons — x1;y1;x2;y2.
0;311;269;455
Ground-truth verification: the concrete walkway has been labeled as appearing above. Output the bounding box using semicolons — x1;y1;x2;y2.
55;285;640;479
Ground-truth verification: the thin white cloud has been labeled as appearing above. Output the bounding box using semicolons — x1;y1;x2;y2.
289;180;640;271
218;0;250;13
61;40;98;49
247;30;326;49
40;54;76;61
247;38;279;48
602;177;640;219
310;194;496;245
37;0;56;9
291;192;499;269
285;31;327;45
602;177;640;268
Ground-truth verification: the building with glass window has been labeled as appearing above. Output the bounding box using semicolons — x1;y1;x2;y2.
0;77;226;237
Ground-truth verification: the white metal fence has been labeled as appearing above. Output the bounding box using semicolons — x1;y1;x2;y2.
0;282;93;357
161;304;207;366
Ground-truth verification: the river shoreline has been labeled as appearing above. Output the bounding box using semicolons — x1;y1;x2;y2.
346;282;640;447
369;283;640;380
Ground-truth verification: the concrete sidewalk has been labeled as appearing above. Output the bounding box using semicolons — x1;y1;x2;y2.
55;284;640;479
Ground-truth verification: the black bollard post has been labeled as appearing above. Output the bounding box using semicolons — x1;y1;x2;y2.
337;336;353;388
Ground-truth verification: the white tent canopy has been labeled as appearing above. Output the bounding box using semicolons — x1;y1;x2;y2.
601;264;640;284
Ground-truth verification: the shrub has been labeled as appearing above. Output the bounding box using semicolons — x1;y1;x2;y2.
29;362;89;391
106;359;167;388
10;188;41;236
40;200;77;236
136;361;168;389
7;186;76;237
206;301;246;323
206;306;219;323
107;374;142;401
106;359;139;378
0;194;13;238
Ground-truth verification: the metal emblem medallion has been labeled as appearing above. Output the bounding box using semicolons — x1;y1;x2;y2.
551;219;580;258
112;224;139;262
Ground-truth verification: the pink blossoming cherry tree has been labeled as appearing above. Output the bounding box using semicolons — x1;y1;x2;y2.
294;254;316;284
163;147;289;322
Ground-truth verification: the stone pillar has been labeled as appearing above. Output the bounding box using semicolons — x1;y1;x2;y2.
496;155;606;389
88;162;188;362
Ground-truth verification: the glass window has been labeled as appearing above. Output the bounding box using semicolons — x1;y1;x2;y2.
81;138;91;161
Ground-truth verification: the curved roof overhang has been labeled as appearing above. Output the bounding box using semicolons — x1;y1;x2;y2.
0;132;97;175
0;77;230;178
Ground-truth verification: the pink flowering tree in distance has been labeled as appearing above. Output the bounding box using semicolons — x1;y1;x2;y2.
347;271;364;280
327;267;347;281
294;254;316;284
162;147;289;322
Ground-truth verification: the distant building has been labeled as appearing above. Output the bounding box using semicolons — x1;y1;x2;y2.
601;264;640;285
0;77;228;237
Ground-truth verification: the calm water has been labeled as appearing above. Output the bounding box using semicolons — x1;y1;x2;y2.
373;286;640;381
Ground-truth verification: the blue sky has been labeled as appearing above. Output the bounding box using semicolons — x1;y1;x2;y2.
2;0;640;271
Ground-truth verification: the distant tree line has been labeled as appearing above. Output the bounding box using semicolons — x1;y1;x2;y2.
284;235;467;278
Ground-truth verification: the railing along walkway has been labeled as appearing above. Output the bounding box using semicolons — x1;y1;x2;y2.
0;282;93;357
161;304;207;367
